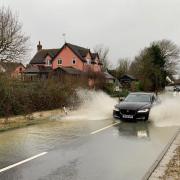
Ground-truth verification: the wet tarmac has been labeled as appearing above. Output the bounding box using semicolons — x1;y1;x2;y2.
0;118;178;180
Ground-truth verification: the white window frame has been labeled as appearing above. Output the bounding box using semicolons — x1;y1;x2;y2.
58;59;62;65
47;59;51;66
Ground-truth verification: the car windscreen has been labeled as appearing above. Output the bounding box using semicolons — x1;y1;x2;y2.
124;94;151;102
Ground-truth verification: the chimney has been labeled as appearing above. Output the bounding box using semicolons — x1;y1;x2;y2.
37;41;42;51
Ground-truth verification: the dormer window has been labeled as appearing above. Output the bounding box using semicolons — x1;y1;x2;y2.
47;60;51;66
58;59;62;65
72;58;76;64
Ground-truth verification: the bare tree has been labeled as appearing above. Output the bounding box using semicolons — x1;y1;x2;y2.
116;58;131;79
0;6;29;62
151;39;180;74
94;44;111;70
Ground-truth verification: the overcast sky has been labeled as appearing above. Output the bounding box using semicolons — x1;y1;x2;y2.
1;0;180;68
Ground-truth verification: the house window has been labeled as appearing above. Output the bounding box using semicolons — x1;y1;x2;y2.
86;58;91;65
72;58;76;64
58;59;62;65
47;60;51;66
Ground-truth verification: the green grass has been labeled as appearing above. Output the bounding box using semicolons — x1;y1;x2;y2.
0;119;49;132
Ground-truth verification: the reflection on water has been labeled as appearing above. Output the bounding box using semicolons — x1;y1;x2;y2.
117;122;150;139
0;119;112;169
0;120;86;168
0;118;179;180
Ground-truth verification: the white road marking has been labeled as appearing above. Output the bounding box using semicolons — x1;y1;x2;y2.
90;122;120;135
0;152;48;173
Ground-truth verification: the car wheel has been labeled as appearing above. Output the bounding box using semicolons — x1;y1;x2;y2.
144;114;149;121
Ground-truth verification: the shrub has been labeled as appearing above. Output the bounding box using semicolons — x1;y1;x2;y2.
0;75;87;118
119;89;129;97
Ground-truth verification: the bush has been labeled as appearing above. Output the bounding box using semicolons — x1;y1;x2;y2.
102;83;128;97
0;75;87;118
103;83;115;96
130;81;143;91
118;89;129;97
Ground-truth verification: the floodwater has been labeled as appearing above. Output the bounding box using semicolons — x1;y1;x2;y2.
0;118;178;180
0;90;179;180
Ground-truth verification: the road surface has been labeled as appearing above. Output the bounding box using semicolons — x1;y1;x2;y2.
0;118;178;180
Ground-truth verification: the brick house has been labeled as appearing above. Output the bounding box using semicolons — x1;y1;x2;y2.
0;61;25;79
24;42;123;90
25;42;102;75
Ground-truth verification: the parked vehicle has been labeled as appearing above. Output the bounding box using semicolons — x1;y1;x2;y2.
113;92;158;121
174;85;180;92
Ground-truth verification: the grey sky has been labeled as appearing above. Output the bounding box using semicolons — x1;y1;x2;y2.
1;0;180;67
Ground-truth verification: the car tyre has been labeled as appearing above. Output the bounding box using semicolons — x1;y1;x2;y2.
144;114;149;121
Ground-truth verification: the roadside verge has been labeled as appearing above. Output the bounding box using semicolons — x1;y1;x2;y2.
142;128;180;180
0;108;65;132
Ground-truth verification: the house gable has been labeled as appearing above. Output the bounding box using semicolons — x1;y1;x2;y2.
119;74;137;83
90;53;102;72
44;55;52;66
83;52;94;72
52;45;84;71
65;43;89;62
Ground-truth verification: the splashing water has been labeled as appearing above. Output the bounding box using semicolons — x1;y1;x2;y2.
150;93;180;127
52;89;180;126
62;89;117;121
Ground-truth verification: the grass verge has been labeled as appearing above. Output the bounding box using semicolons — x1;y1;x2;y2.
0;118;49;132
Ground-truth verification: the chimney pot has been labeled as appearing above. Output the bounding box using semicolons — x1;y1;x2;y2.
37;41;42;51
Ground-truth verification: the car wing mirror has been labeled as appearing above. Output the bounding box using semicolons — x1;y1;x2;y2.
119;97;125;102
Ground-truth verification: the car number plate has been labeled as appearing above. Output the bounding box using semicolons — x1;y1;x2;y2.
122;115;133;119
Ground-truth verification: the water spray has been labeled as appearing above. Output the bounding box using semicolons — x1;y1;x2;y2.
60;89;117;121
63;106;68;115
150;93;180;127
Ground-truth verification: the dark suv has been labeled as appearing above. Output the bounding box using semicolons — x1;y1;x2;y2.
113;92;158;121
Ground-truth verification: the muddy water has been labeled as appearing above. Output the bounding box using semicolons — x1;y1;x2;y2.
0;90;179;180
0;119;179;180
0;119;114;168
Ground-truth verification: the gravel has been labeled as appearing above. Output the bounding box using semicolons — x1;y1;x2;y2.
148;131;180;180
160;146;180;180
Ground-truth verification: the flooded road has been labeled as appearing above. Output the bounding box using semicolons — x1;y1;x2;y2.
0;118;178;180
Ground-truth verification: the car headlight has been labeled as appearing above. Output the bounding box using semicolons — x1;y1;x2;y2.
137;108;149;113
113;107;119;111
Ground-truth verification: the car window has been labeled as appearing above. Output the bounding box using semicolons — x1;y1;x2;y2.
124;94;151;102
